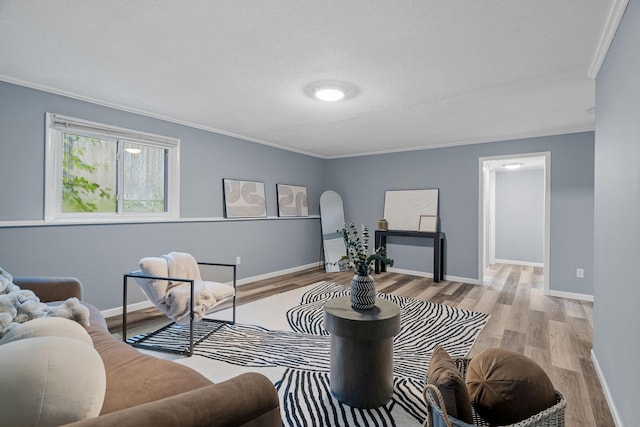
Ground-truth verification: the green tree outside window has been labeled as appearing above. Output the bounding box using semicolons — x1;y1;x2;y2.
62;133;116;212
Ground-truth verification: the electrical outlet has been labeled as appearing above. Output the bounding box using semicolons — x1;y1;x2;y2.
236;256;241;265
576;268;584;278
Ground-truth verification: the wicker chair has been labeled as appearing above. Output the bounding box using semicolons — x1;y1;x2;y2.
423;358;566;427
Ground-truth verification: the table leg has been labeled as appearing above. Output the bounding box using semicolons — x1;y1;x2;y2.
375;232;387;274
434;236;441;282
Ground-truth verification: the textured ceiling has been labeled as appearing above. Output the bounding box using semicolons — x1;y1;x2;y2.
0;1;618;158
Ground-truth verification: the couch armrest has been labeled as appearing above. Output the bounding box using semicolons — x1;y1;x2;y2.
12;277;83;302
62;372;281;427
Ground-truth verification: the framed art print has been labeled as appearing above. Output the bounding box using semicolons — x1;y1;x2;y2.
277;184;308;217
418;214;438;232
223;179;267;218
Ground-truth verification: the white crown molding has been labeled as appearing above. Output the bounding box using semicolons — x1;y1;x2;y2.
1;75;594;161
325;125;595;159
588;0;630;79
0;74;324;159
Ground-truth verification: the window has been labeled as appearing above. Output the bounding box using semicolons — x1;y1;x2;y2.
45;113;179;222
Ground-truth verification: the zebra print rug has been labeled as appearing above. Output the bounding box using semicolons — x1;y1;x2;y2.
131;281;489;426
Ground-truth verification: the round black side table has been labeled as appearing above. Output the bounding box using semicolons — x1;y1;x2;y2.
323;296;401;408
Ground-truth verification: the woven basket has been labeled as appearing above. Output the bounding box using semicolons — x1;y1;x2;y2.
423;358;566;427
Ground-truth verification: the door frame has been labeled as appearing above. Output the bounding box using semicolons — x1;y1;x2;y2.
477;152;551;294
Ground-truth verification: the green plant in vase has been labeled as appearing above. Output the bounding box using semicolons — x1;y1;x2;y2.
339;222;394;275
339;223;394;309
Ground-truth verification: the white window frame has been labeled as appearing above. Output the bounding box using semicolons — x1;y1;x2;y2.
45;113;180;223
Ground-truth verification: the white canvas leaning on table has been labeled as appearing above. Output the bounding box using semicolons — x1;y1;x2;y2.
383;189;439;231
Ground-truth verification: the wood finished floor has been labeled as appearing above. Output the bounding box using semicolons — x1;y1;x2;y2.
107;264;613;427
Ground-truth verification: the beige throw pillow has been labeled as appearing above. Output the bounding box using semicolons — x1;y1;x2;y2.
0;320;106;427
0;316;93;346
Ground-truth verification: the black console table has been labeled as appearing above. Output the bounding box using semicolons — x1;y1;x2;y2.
374;230;445;282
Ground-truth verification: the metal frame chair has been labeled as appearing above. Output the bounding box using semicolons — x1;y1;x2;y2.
122;262;236;356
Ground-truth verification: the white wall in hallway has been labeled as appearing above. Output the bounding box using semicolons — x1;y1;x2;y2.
495;169;545;264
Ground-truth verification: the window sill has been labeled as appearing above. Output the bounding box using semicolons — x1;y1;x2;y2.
0;215;320;228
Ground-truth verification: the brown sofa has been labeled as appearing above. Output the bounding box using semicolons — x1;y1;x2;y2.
13;277;282;427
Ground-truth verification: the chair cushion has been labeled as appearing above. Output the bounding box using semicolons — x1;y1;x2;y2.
0;336;106;426
165;280;234;324
203;280;235;301
427;345;474;423
137;253;234;324
466;348;557;425
137;257;171;314
163;252;202;282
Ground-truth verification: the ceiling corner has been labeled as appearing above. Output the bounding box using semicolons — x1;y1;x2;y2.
587;0;630;79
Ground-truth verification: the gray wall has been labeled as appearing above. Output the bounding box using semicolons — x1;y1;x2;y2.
0;81;325;310
594;1;640;425
0;79;597;312
495;169;544;264
326;132;594;295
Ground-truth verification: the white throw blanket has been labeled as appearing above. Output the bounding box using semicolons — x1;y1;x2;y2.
0;267;90;339
137;252;234;325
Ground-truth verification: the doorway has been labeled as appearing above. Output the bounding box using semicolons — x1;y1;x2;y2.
478;152;550;293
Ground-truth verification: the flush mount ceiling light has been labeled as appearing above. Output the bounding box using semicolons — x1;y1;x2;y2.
125;148;142;154
304;81;359;102
503;163;523;170
314;86;346;102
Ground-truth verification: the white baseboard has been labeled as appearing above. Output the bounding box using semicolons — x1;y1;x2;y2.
547;289;594;302
103;263;593;317
386;267;482;285
591;349;624;427
101;262;322;318
101;300;155;319
234;262;321;286
495;258;544;268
